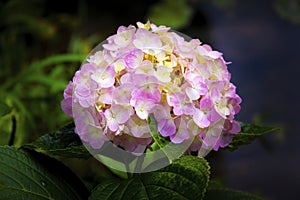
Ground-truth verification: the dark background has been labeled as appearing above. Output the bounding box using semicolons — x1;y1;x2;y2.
1;0;299;199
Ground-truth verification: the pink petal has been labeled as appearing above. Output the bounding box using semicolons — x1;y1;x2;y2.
63;81;73;99
182;102;196;115
124;49;143;69
185;87;200;101
91;65;116;88
113;105;132;124
61;81;73;117
113;84;134;104
158;119;176;137
229;120;241;134
133;28;162;54
100;65;116;88
128;115;149;137
170;117;189;143
104;109;119;132
193;108;210;128
98;87;114;104
200;98;212;110
131;83;161;104
214;134;233;150
134;99;156;120
74;85;94;108
61;97;73;117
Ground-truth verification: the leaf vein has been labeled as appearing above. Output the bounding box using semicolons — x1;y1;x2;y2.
0;159;51;197
145;184;189;200
0;171;24;188
0;149;74;199
0;184;53;199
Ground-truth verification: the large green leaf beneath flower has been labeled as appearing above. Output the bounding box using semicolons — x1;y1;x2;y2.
225;122;279;151
204;180;263;200
0;146;89;200
0;101;12;117
89;156;210;200
23;123;91;159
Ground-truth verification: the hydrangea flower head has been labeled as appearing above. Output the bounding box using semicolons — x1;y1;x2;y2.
62;21;241;159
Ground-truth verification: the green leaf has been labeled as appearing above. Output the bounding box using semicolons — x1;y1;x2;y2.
0;101;12;117
89;156;210;200
0;146;89;200
226;122;280;151
274;0;300;24
24;75;67;93
148;114;171;150
148;114;183;161
144;114;195;172
0;115;14;146
96;154;129;179
23;123;91;159
204;180;263;200
147;0;193;29
26;54;85;73
3;54;85;90
89;180;121;200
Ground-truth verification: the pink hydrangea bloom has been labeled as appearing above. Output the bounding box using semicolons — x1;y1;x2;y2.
61;21;242;155
61;81;73;117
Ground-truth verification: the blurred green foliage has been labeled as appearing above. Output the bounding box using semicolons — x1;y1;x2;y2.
274;0;300;24
0;0;103;146
147;0;193;29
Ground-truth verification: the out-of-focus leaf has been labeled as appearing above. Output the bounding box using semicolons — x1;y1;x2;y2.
0;146;89;200
23;123;91;159
212;0;236;9
0;101;12;117
3;54;85;90
147;0;193;29
4;14;56;39
274;0;300;24
89;156;210;200
26;54;85;72
24;75;67;93
0;130;11;146
0;114;14;146
225;122;280;151
204;180;263;200
68;35;96;54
